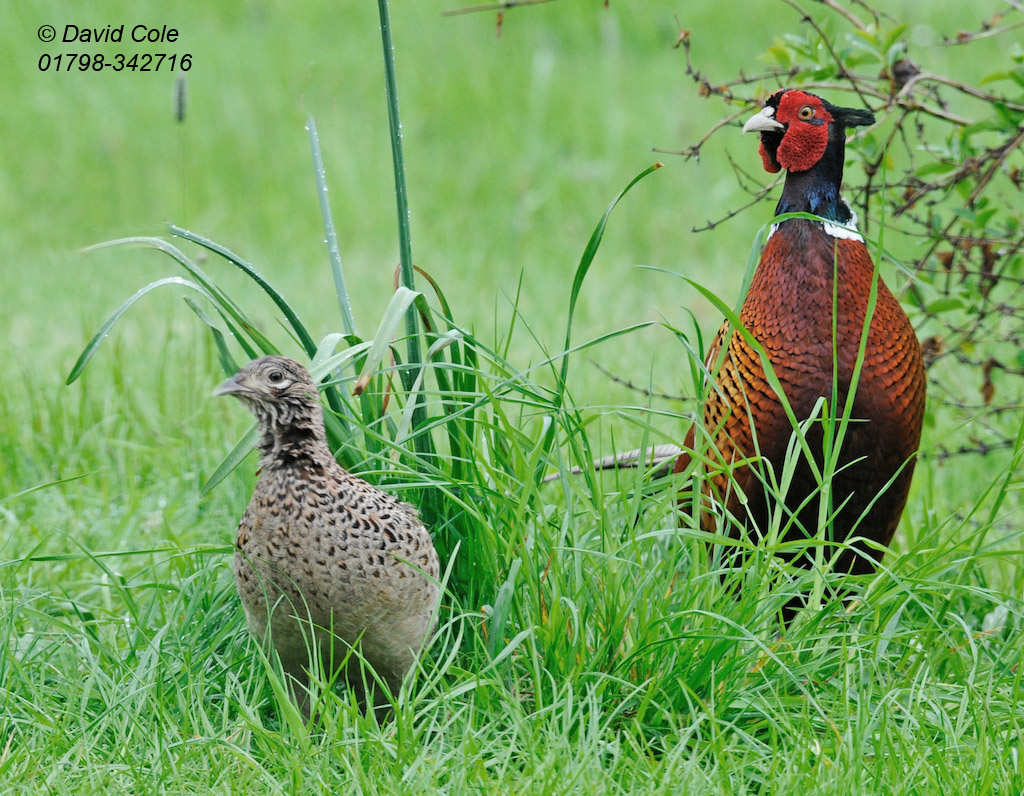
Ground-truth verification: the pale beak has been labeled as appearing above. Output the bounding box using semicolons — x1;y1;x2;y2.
213;375;248;396
742;106;785;134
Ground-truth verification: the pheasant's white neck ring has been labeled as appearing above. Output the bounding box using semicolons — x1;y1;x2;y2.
766;204;864;243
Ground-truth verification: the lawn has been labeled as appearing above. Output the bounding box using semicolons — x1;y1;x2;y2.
2;1;1023;793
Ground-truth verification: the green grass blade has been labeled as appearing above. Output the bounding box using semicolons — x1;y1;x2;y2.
311;337;374;380
487;557;522;660
166;225;353;431
682;276;823;485
168;224;317;357
1;472;95;506
353;286;421;395
182;296;241;376
200;424;260;496
558;162;662;399
307;115;357;337
395;329;463;444
377;0;428;457
410;264;453;325
67;276;205;384
83;235;278;355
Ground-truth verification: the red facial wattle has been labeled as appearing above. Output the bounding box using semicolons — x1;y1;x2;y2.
773;91;833;172
759;141;782;173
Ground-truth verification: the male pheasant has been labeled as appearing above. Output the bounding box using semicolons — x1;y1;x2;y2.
676;89;926;593
216;356;439;716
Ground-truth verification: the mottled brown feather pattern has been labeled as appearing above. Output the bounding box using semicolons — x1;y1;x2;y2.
218;356;439;714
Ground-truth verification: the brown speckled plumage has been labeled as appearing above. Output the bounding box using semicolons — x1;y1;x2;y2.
216;356;439;714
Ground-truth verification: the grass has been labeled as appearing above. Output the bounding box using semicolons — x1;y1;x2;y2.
3;1;1024;793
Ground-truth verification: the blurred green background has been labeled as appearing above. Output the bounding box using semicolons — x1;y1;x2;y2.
3;4;1021;791
1;0;1010;569
4;1;994;386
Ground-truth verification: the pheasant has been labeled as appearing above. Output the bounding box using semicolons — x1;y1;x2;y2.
675;89;926;599
215;356;439;716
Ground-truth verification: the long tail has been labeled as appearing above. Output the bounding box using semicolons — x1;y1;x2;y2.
542;444;683;483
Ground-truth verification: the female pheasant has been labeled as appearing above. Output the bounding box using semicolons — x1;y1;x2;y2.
216;356;439;716
676;89;926;591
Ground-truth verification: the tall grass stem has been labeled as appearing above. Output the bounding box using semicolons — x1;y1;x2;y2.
377;0;428;452
308;115;357;337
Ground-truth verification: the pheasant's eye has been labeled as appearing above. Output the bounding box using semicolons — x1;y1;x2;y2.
798;105;815;120
268;371;285;384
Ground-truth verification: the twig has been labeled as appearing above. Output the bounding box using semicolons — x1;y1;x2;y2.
675;22;795;104
542;444;684;482
815;0;866;31
671;2;1024;462
939;11;1024;45
691;175;783;233
859;105;912;233
588;358;687;402
442;0;559;16
654;107;749;161
849;0;888;24
898;70;1024;113
723;151;779;197
899;126;1024;221
780;0;875;108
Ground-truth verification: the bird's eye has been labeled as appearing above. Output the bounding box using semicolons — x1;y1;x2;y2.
268;371;285;384
798;105;815;120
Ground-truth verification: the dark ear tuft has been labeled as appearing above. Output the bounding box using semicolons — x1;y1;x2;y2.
837;107;875;128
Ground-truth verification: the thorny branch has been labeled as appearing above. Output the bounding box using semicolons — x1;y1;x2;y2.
488;0;1024;462
588;359;687;403
939;6;1024;45
665;1;1024;460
